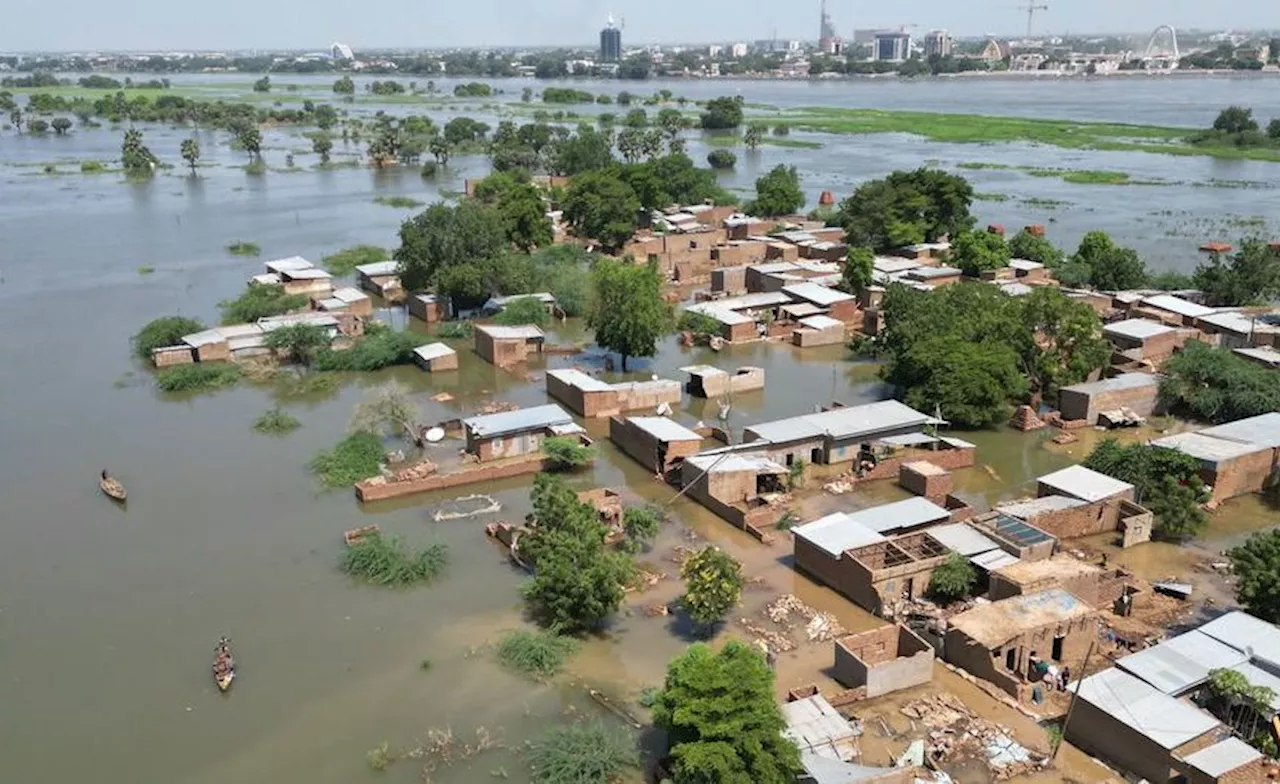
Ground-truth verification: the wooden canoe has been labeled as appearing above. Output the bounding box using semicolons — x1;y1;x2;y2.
99;476;127;502
213;640;235;692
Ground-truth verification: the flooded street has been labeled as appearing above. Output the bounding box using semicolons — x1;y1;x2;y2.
1;74;1278;782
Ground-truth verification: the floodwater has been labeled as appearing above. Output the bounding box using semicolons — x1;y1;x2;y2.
1;74;1278;783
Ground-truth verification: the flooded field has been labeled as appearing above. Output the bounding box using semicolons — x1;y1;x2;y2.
1;75;1278;783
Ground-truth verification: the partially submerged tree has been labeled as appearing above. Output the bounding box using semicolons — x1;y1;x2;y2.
121;128;158;177
1083;439;1209;541
744;164;804;217
838;168;975;251
180;137;200;174
540;436;595;470
1228;530;1280;624
349;382;423;446
622;505;663;553
1193;239;1280;307
561;171;640;252
1159;341;1280;424
841;246;875;294
133;316;205;361
394;200;508;291
1070;231;1147;291
588;259;672;371
680;546;744;631
263;323;330;365
1007;228;1065;267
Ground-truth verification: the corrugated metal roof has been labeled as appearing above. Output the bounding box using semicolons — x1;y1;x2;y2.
783;282;854;307
1142;294;1214;319
879;433;939;447
799;314;845;331
1234;346;1280;367
842;497;951;535
996;495;1088;519
792;512;888;556
745;400;936;445
685;302;754;326
1074;668;1220;750
679;364;727;377
547;368;613;392
317;298;346;310
1200;413;1280;450
463;404;573;439
182;329;225;348
257;313;338;331
332;287;369;303
750;261;800;274
926;523;1000;557
1009;259;1044;271
483;292;555;311
684;452;786;475
251;272;281;285
1198;311;1255;335
1230;662;1280;712
873;256;922;273
264;256;313;273
940;435;976;449
907;266;962;280
475;324;545;340
714;291;794;310
971;550;1020;571
354;260;398;277
782;695;857;752
1104;319;1176;340
1037;465;1133;503
626;416;702;442
412;293;442;304
986;514;1055;546
782;302;825;317
1116;630;1247;695
280;267;332;280
1150;432;1270;464
1061;373;1161;395
1181;738;1262;778
1198;611;1280;669
413;343;456;361
799;752;902;784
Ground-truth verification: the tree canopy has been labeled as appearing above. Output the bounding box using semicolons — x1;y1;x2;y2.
1193;238;1280;307
652;642;802;784
394;200;509;292
588;259;672;370
1068;231;1147;291
745;164;804;218
562;171;640;251
1159;341;1280;424
927;553;977;602
950;229;1011;277
837;168;975;251
1007;229;1065;267
1228;530;1280;624
473;170;554;252
1083;439;1209;541
134;315;204;361
841;246;875;294
679;546;744;630
700;95;744;130
1018;286;1112;399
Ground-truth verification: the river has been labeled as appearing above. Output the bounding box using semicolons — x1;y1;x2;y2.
0;75;1274;783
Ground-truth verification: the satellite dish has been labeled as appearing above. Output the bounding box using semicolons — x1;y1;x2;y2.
425;427;445;443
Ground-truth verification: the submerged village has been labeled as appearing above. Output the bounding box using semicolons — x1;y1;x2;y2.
117;121;1280;784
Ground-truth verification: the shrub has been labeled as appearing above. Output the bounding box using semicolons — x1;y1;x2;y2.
226;240;260;256
341;533;449;587
707;149;737;169
263;323;330;365
494;629;580;679
622;505;663;553
134;315;204;361
312;326;427;372
308;431;385;487
219;283;308;325
927;553;977;601
527;721;639;784
321;244;387;275
80;160;106;173
155;363;242;393
541;437;595;470
1159;341;1280;424
493;296;552;327
252;406;301;435
676;310;723;336
680;546;744;629
436;320;474;339
373;195;425;209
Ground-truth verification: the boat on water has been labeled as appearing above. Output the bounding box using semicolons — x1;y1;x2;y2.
213;636;235;692
99;469;127;502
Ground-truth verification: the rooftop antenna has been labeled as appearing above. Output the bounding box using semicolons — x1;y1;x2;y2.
1019;2;1048;38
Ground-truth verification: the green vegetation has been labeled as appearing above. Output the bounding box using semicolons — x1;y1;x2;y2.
226;240;261;257
136;265;155;275
321;244;388;276
1228;530;1280;624
1028;168;1134;185
951;229;1011;277
453;82;492;98
541;87;595;104
367;741;392;771
133;315;204;361
652;641;802;783
472;170;555;252
680;546;744;631
373;195;425;209
1059;231;1148;290
837;168;974;250
527;722;639;784
252;406;301;435
493;629;580;679
1193;239;1280;306
155;363;243;393
80;160;107;173
395;199;509;298
1083;439;1209;541
1008;229;1065;267
622;505;663;553
927;554;978;602
263;323;329;365
744;164;804;217
1203;667;1277;754
677;310;724;337
562;170;641;251
540;436;595;470
707;149;737;169
588;259;672;371
743;122;765;150
761;137;822;149
841;246;875;294
436;320;475;339
340;533;449;587
493;296;552;327
180;137;200;174
1188;106;1280;157
309;431;385;488
219;283;308;325
1159;341;1280;424
121;128;158;177
700;95;744;130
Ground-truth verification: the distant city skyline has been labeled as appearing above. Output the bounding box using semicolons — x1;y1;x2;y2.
4;0;1277;52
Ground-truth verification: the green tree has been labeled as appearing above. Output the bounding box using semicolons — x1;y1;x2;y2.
550;125;615;175
838;168;975;251
253;75;271;93
927;553;977;601
588;259;672;371
700;95;745;129
313;103;338;130
311;133;333;163
235;124;263;161
841;246;875;293
263;323;330;365
218;283;308;325
623;108;648;128
657;107;684;138
27;118;49;134
743;122;766;150
1159;340;1280;424
540;436;595;470
616;127;645;163
1193;239;1280;307
707;149;736;169
9;107;22;132
50;116;72;135
951;229;1011;277
744;164;804;217
1019;286;1111;400
1268;118;1280;140
527;722;640;784
1228;530;1280;623
1145;475;1209;541
652;642;802;784
622;505;663;553
428;135;450;165
180;137;200;174
394;200;508;291
1008;228;1065;267
1213;105;1259;135
1083;439;1209;541
133;316;205;361
474;170;554;251
1071;231;1147;290
680;546;744;630
561;171;640;252
121;128;158;176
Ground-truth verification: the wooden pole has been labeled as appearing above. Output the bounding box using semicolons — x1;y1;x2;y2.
1053;638;1096;763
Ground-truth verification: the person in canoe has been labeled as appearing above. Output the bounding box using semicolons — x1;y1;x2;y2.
99;470;127;501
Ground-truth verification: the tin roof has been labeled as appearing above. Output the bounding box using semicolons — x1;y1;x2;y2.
783;282;854;307
257;313;339;332
1037;465;1133;503
1075;668;1220;750
1104;319;1176;340
925;523;1000;557
265;256;314;273
684;452;786;475
182;329;226;348
1197;611;1280;669
1230;662;1280;712
750;261;800;274
354;260;398;277
1198;311;1255;335
949;589;1094;649
332;287;368;303
463;404;574;439
1182;738;1263;778
996;495;1088;519
547;368;613;392
483;292;555;310
1234;346;1280;367
1061;373;1161;395
625;416;702;442
685;302;754;326
413;343;456;362
907;266;962;280
251;272;282;285
873;256;922;273
1150;431;1270;465
782;695;858;757
799;315;845;331
475;324;545;340
1008;259;1044;271
281;267;332;281
1142;294;1214;319
841;497;950;536
317;298;347;310
792;512;888;556
781;302;824;317
745;400;937;445
1117;629;1248;694
679;364;728;378
1199;412;1280;450
879;433;939;447
971;550;1020;571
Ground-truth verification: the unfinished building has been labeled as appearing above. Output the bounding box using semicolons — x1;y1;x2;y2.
988;554;1131;610
679;450;788;539
608;415;703;475
545;368;682;418
993;464;1154;547
681;365;766;397
473;324;546;367
833;624;934;698
1057;373;1162;425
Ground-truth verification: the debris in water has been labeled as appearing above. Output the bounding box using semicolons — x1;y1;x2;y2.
433;494;502;521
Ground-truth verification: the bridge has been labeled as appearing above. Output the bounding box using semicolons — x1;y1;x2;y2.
1142;25;1179;67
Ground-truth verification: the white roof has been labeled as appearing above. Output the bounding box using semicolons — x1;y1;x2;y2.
1198;310;1256;335
182;329;225;348
1181;738;1262;777
879;432;938;447
1234;346;1280;367
547;368;613;392
792;512;888;556
1198;611;1280;669
1037;465;1133;502
750;261;799;274
783;282;854;307
685;302;754;326
1142;294;1214;319
355;260;399;277
906;265;961;280
1230;662;1280;713
1116;630;1248;695
971;549;1020;571
1200;413;1280;450
317;298;347;310
412;293;443;304
1104;319;1176;340
840;497;951;536
626;416;702;442
684;452;786;475
782;694;857;755
256;313;339;331
265;256;313;273
463;404;573;439
799;315;844;331
251;272;281;285
331;287;369;304
873;256;922;273
475;324;545;340
280;267;333;280
413;343;456;362
999;282;1034;297
746;400;937;445
926;523;1000;557
680;364;728;378
1075;668;1220;750
1008;258;1044;271
1150;431;1270;464
483;292;555;311
1061;373;1160;395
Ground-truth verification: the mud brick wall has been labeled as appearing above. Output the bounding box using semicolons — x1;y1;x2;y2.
833;625;934;698
898;463;952;500
1018;499;1120;540
355;455;552;502
857;447;976;479
1058;380;1160;424
1207;448;1275;503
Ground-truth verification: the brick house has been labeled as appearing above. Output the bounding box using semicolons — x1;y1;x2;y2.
783;282;858;322
1104;319;1187;365
742;400;941;468
679;450;788;538
1150;431;1276;504
832;624;934;698
681;365;765;398
412;343;458;372
608;415;703;475
792;314;846;347
462;404;581;462
407;293;451;323
545;368;681;418
995;464;1155;546
473;324;545;367
315;287;373;317
1057;373;1162;425
987;554;1130;610
354;260;403;301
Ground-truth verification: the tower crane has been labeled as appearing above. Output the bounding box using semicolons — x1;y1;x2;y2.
1019;3;1048;38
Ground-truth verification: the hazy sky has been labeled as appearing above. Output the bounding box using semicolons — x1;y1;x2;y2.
6;0;1276;52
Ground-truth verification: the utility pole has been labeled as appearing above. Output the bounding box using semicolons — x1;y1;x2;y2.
1019;2;1048;38
1054;638;1096;763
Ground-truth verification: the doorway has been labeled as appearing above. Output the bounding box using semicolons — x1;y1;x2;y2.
1006;648;1017;671
1051;635;1065;662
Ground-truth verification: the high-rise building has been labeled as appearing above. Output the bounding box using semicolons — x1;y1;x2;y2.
818;0;842;55
873;31;912;62
923;30;952;58
600;15;622;63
